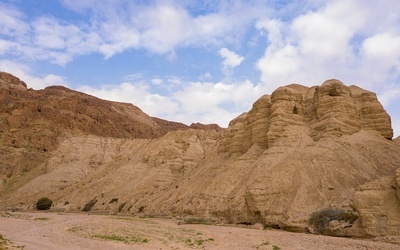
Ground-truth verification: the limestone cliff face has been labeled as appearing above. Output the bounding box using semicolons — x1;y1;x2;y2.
219;79;393;156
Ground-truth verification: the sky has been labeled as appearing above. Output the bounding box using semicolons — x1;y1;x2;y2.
0;0;399;137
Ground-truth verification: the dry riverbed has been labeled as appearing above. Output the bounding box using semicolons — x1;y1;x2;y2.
0;211;398;250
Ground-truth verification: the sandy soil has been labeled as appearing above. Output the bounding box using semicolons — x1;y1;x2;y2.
0;211;398;250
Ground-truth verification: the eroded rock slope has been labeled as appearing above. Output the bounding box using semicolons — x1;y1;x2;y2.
1;74;399;240
0;72;190;195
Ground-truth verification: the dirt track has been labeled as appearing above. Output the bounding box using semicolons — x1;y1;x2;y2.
0;211;398;250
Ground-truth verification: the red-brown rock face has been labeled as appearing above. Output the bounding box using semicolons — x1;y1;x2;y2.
0;71;188;178
0;72;27;90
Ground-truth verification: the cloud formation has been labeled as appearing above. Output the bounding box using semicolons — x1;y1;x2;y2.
256;1;400;91
0;1;270;65
78;78;262;127
0;60;67;89
219;48;244;75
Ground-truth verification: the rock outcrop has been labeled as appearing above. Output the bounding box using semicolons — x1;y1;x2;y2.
345;169;400;238
189;122;222;131
1;73;399;242
219;80;393;156
0;72;27;90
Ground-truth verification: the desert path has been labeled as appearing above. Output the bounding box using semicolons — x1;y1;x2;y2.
0;212;399;250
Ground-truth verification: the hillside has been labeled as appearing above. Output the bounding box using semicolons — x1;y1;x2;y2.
1;73;399;240
0;72;198;197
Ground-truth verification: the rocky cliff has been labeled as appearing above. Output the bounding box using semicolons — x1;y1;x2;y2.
1;73;399;241
219;80;393;156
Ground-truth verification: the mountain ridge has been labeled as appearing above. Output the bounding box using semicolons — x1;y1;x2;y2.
1;72;399;241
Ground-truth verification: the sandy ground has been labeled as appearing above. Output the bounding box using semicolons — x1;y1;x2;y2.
0;211;399;250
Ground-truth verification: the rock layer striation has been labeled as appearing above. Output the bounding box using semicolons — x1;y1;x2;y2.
219;79;392;156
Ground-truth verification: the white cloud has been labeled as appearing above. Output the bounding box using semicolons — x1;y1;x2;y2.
151;78;163;85
28;74;67;89
137;4;189;54
97;24;140;59
174;82;229;114
218;48;244;76
77;82;179;117
0;39;17;54
0;3;29;37
392;116;400;138
377;84;400;138
199;72;212;80
33;17;71;50
256;19;285;48
0;60;67;89
256;0;400;90
219;48;244;68
257;44;303;90
76;78;263;127
30;17;97;64
167;76;182;85
361;33;400;70
60;0;98;14
0;11;103;65
0;0;272;64
172;80;262;126
123;73;145;82
377;84;400;108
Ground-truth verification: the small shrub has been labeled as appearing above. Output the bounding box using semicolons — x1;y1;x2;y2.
183;217;214;225
109;198;118;204
82;198;97;212
309;208;358;234
36;197;53;210
263;224;280;230
34;217;49;221
185;237;214;247
92;234;148;244
138;206;145;213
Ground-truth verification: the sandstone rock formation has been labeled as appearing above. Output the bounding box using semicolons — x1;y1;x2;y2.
219;79;393;156
1;73;399;242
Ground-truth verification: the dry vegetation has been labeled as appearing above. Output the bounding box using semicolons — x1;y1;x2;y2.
0;233;24;250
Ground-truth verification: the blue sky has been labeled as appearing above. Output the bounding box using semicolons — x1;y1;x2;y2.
0;0;399;137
